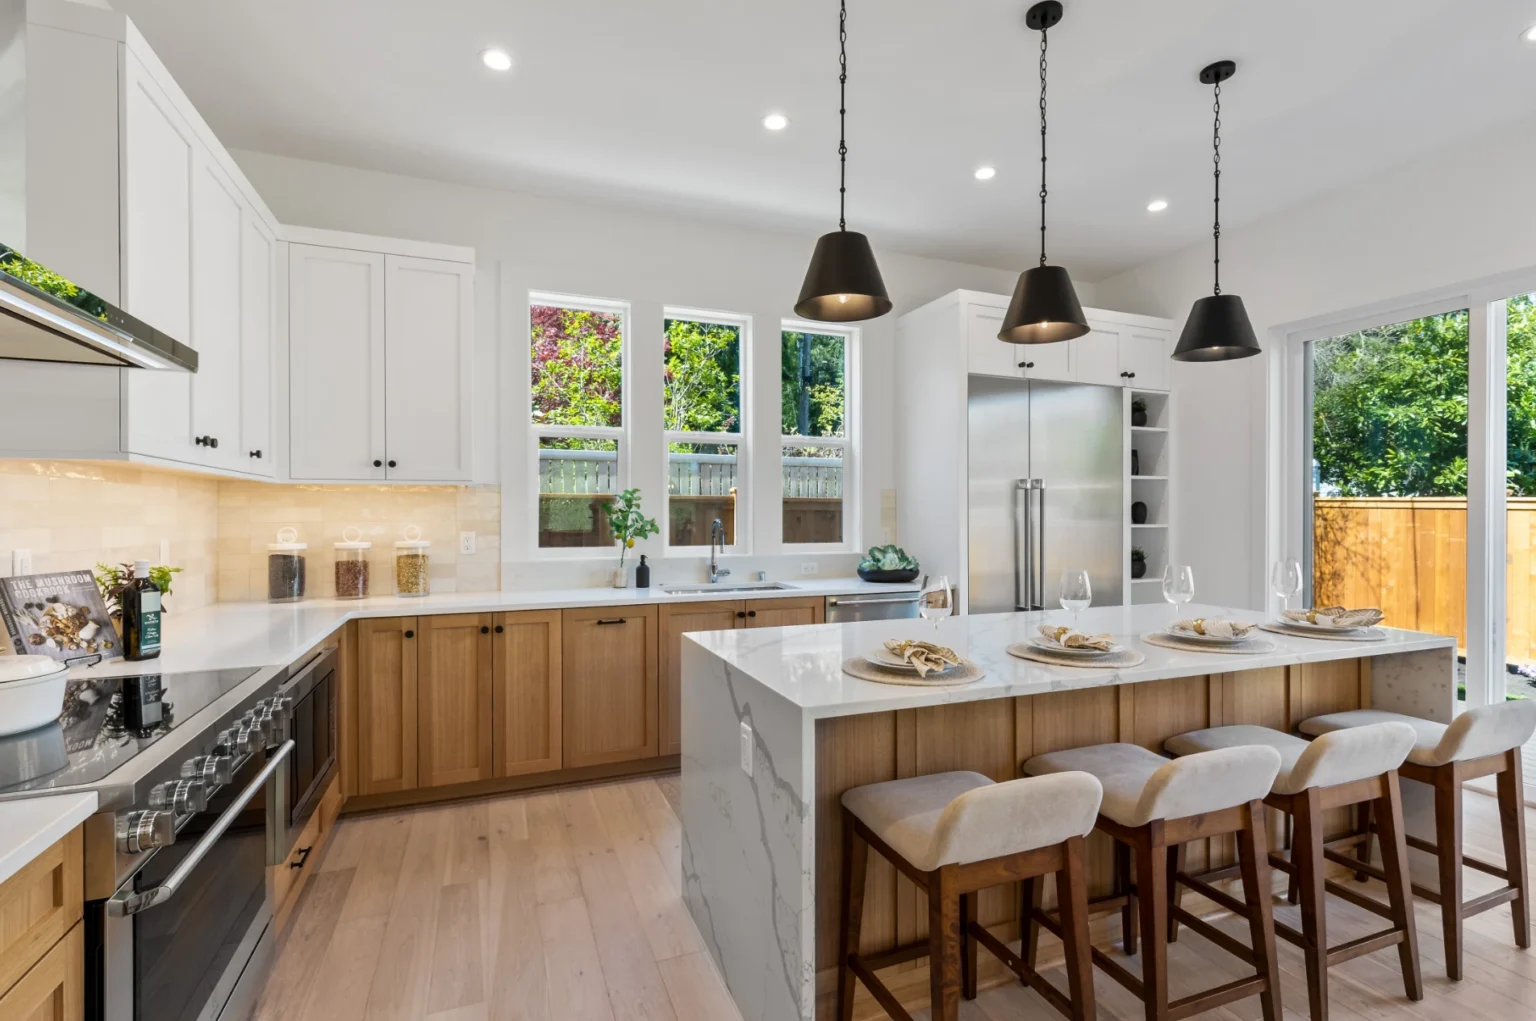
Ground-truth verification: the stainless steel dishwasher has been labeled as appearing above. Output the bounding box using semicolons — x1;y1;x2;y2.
824;591;922;622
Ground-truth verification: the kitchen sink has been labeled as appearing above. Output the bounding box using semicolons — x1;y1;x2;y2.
660;582;799;595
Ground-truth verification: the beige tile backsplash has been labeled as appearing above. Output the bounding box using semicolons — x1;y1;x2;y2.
0;460;500;610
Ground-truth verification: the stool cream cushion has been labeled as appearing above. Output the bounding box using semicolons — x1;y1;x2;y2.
1165;722;1416;795
1300;702;1536;768
1023;743;1281;828
840;770;1102;872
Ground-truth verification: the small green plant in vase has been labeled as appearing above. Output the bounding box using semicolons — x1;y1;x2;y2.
96;562;182;636
604;488;660;588
1131;398;1149;427
1130;547;1147;580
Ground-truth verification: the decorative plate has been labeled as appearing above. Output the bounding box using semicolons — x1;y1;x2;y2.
865;648;959;675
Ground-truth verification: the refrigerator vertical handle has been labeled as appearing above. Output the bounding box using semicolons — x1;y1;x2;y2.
1032;480;1046;611
1013;479;1031;611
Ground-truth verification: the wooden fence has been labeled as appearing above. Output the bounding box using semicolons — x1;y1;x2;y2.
1313;496;1536;664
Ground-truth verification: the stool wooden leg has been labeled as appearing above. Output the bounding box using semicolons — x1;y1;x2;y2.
1134;835;1170;1021
1116;839;1138;956
960;891;979;1000
836;811;868;1021
929;868;962;1021
1237;801;1282;1021
1497;751;1531;950
1019;872;1044;972
1354;800;1374;882
1059;835;1098;1021
1433;766;1465;980
1294;787;1330;1021
1166;842;1185;943
1376;773;1423;1001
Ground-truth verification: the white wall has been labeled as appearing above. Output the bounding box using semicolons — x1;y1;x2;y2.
1093;113;1536;608
231;149;1026;588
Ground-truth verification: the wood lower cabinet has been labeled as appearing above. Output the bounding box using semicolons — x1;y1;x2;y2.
744;596;825;629
660;602;742;757
356;616;419;795
562;606;659;768
0;828;82;1002
0;922;83;1021
494;610;563;777
417;613;494;788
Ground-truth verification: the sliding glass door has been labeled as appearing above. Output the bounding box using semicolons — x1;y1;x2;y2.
1507;294;1535;698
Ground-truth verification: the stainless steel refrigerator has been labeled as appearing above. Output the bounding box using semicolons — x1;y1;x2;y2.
967;376;1123;613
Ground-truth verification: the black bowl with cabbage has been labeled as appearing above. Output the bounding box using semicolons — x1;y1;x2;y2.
857;545;920;583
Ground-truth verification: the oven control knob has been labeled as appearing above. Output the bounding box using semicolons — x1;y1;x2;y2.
181;754;234;786
116;810;175;854
217;725;261;756
243;711;276;747
150;779;209;814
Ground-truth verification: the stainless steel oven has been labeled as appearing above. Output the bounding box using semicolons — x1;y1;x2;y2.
271;646;337;862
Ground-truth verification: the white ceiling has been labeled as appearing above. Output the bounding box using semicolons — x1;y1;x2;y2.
113;0;1536;279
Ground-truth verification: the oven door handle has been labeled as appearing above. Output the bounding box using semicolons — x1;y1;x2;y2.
108;741;294;918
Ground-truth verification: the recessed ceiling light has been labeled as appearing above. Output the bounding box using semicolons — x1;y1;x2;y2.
1146;199;1169;212
763;113;789;131
1525;23;1536;42
481;48;513;72
974;166;997;181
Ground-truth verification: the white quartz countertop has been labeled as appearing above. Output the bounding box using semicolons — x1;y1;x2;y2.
685;603;1456;720
0;792;97;886
64;577;916;679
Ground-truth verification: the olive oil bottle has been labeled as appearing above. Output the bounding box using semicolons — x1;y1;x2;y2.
122;560;162;661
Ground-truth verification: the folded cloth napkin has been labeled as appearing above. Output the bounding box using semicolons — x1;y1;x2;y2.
1175;618;1257;639
1038;625;1116;651
883;639;962;677
1283;606;1385;628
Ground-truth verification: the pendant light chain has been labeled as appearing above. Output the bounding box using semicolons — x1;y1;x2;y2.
1038;27;1049;266
838;0;848;232
1212;78;1222;295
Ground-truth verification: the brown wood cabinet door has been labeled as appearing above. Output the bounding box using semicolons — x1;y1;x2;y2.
0;828;81;998
493;610;563;777
561;606;659;768
743;596;826;628
417;613;494;788
0;920;83;1021
659;601;742;757
356;616;419;795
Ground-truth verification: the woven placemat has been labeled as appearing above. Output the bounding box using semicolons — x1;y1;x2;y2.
841;657;985;687
1141;632;1277;655
1258;622;1387;643
1006;643;1146;668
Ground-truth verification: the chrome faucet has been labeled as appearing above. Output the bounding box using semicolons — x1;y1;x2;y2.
709;518;731;584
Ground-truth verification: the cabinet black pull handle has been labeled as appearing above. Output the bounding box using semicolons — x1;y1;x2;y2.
495;625;504;634
480;626;490;634
596;618;627;626
747;610;757;618
388;460;397;468
373;459;383;468
249;450;262;459
288;846;313;870
404;629;414;639
735;611;746;619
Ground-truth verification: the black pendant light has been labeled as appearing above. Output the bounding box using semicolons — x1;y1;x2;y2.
999;1;1089;345
795;0;891;323
1172;60;1261;362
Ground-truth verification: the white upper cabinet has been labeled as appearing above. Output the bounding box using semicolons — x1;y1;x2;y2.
189;153;245;468
383;256;475;482
965;302;1015;378
240;215;277;475
1077;317;1173;391
1119;328;1171;392
1073;326;1123;386
289;245;388;482
287;238;474;484
1019;337;1073;382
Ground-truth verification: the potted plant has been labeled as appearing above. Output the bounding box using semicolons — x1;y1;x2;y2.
1131;397;1149;427
95;562;182;636
1130;547;1147;579
858;545;920;583
603;489;659;588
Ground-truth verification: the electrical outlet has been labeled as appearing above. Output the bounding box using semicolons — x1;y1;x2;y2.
740;722;753;776
11;549;32;575
800;562;819;575
459;531;476;555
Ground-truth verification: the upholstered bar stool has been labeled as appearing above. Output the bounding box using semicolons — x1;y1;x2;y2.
1164;722;1423;1021
1300;701;1536;979
1022;743;1285;1021
836;770;1104;1021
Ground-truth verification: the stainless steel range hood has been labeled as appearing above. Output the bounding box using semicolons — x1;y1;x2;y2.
0;244;197;371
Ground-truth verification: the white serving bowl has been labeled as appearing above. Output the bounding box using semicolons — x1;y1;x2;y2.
0;655;69;737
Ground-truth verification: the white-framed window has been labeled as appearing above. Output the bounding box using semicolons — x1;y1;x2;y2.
663;309;748;552
529;293;628;555
781;321;857;551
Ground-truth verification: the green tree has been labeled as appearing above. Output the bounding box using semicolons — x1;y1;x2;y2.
530;305;623;433
663;319;740;436
1507;295;1536;496
782;331;845;437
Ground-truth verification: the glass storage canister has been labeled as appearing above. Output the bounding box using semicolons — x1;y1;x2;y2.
394;527;431;597
333;527;372;599
267;528;308;602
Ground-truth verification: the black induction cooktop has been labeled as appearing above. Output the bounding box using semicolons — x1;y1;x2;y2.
0;667;260;795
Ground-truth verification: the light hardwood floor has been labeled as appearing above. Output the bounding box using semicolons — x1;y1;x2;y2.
255;775;1536;1021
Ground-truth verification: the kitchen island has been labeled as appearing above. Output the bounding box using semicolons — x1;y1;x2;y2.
678;603;1456;1021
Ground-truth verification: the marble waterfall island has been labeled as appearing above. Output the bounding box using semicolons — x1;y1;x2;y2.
678;603;1456;1021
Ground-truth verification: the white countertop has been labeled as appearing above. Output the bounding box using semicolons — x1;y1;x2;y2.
66;577;917;679
0;792;97;885
685;603;1456;720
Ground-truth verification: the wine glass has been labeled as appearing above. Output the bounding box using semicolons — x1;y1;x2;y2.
1162;564;1195;622
920;576;953;631
1059;569;1092;625
1270;559;1303;615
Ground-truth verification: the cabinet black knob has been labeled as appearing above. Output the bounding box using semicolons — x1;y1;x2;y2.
388;460;397;468
403;630;414;639
195;436;206;447
210;437;219;448
1128;372;1136;378
495;625;504;634
736;611;746;619
373;460;383;468
480;626;490;634
747;610;757;618
1018;361;1034;369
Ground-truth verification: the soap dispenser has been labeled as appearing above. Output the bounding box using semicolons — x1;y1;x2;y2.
636;554;651;589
